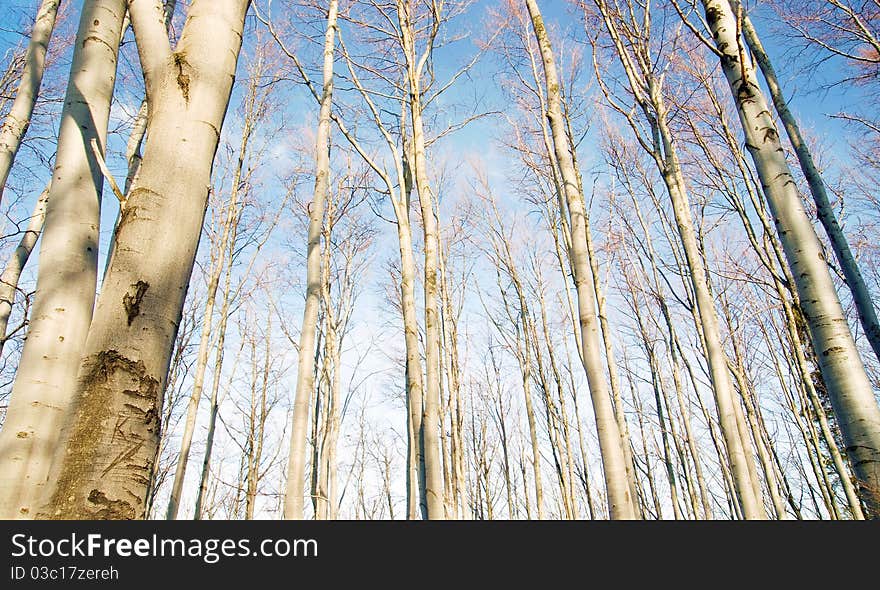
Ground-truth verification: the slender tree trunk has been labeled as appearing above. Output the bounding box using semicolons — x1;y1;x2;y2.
439;247;465;518
0;0;125;520
652;86;766;519
39;0;249;520
284;0;338;520
517;316;545;520
486;204;547;519
657;297;713;519
741;12;880;364
0;0;60;206
193;168;251;519
193;344;223;520
397;1;444;519
0;184;49;356
525;0;636;519
585;218;641;517
395;192;428;519
701;0;880;517
245;314;271;520
193;252;239;519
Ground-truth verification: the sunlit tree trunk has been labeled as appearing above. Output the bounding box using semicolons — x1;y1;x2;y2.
103;0;176;279
166;51;261;520
284;0;338;520
701;0;880;517
741;12;880;364
0;0;60;206
397;0;445;519
0;0;125;520
525;0;636;519
39;0;249;519
0;184;49;356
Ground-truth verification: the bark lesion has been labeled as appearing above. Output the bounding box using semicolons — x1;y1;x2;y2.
173;52;191;103
87;489;137;520
123;280;150;325
704;4;723;27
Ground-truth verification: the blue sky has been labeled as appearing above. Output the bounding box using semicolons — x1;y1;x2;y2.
0;0;876;519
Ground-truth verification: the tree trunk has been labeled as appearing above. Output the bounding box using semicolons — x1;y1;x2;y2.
38;0;249;520
396;1;445;519
103;0;176;279
0;184;49;356
284;0;338;520
525;0;636;520
167;49;261;520
701;0;880;517
650;70;766;520
0;0;60;206
0;0;125;520
395;191;428;520
741;12;880;365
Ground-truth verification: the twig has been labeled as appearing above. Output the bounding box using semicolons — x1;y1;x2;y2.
90;138;126;206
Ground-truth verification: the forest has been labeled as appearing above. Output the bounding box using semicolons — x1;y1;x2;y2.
0;0;878;521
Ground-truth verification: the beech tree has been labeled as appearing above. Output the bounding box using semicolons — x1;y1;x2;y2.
695;0;880;519
0;0;60;207
525;0;637;520
0;0;126;520
283;0;339;521
0;0;876;522
39;0;251;519
585;0;765;519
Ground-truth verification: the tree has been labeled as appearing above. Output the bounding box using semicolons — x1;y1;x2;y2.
0;184;49;357
0;0;60;207
0;0;126;520
284;0;339;521
39;0;251;520
166;39;275;521
697;0;880;518
740;11;880;366
525;0;637;520
586;0;766;519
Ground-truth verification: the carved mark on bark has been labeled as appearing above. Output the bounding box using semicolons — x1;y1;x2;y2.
42;351;160;519
123;281;149;325
101;438;144;477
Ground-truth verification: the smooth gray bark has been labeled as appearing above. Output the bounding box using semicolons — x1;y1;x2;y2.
700;0;880;518
0;185;49;357
284;0;338;520
0;0;125;520
39;0;249;519
525;0;637;519
741;12;880;365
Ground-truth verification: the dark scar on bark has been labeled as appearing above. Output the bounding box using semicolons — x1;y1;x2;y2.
123;281;149;326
